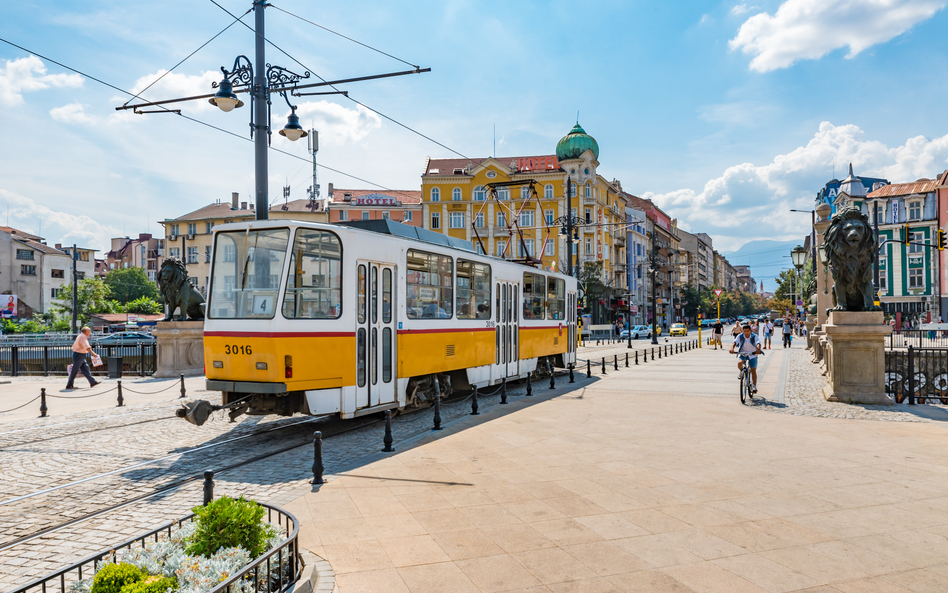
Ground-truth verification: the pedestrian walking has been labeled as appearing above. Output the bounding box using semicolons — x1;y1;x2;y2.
712;319;724;349
65;326;100;389
782;317;793;348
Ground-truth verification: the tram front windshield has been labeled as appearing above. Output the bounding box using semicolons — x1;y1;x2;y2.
209;228;289;318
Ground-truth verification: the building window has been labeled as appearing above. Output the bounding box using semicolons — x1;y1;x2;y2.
585;208;591;224
338;210;348;221
497;212;507;227
570;182;577;197
382;211;390;219
430;187;440;202
431;212;441;230
496;240;507;257
545;241;555;256
449;212;465;229
76;271;85;280
187;223;196;235
585;238;592;254
21;265;36;275
519;239;535;258
362;211;370;220
475;241;485;255
15;249;33;260
584;183;590;198
879;271;887;292
519;210;535;228
171;224;179;236
187;246;199;264
170;247;181;259
544;184;554;199
909;267;924;288
474;212;485;228
497;188;509;200
521;186;531;200
205;245;212;263
909;201;921;221
452;187;462;201
51;288;62;298
873;204;883;225
545;209;554;225
473;186;486;201
910;232;924;253
206;222;214;234
403;211;412;222
51;269;64;279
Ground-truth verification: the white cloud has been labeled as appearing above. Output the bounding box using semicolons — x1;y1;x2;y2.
729;0;945;72
0;56;83;107
0;189;120;252
644;122;948;246
127;69;221;112
290;101;382;145
730;4;758;15
50;102;96;125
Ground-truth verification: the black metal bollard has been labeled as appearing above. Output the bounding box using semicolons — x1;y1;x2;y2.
432;376;444;430
635;351;639;365
656;347;660;359
179;374;186;399
39;388;47;417
117;380;124;407
471;386;480;415
500;378;508;404
203;470;214;505
643;348;647;362
586;359;591;377
311;431;325;484
382;410;395;452
526;374;533;396
550;371;555;389
614;355;618;370
625;353;629;367
569;364;575;383
601;357;607;375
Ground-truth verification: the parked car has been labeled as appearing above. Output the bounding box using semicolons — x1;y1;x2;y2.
95;331;156;343
773;319;783;327
669;323;688;337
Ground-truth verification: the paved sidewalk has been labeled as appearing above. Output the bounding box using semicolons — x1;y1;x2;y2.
287;342;948;593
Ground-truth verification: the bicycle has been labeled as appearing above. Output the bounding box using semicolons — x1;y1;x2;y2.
737;352;764;404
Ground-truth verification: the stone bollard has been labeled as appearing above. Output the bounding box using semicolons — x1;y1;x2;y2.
117;380;124;407
601;357;607;375
432;376;443;431
311;431;325;485
569;364;575;383
500;378;508;404
527;374;533;396
614;355;618;370
39;388;48;417
471;385;480;415
179;374;186;399
203;470;215;505
382;410;395;452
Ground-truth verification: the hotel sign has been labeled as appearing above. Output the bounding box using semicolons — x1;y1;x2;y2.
354;194;398;206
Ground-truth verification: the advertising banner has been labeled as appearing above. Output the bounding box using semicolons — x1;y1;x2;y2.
0;295;17;319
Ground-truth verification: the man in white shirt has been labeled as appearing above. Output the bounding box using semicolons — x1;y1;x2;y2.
730;321;762;393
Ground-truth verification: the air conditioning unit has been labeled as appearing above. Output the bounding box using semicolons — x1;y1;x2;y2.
187;234;196;240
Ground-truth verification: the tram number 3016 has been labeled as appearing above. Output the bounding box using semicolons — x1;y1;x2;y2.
224;345;253;355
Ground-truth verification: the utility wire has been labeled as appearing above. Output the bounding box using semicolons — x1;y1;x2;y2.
0;37;392;190
123;7;252;106
207;0;468;159
270;4;419;69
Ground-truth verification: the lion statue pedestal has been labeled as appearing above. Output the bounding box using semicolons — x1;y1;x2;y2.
153;321;204;378
821;311;893;405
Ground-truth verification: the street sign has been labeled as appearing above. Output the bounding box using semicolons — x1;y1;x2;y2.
631;305;638;314
796;300;803;306
713;289;723;297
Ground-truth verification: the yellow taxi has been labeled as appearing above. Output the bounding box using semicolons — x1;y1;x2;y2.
669;323;688;337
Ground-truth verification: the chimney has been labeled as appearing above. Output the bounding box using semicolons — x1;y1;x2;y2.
232;192;239;209
241;202;248;210
55;243;61;249
327;183;333;199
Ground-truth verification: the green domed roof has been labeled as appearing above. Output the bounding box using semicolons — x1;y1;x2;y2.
556;123;599;161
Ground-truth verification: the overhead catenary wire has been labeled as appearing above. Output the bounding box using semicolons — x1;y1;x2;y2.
206;0;469;159
0;37;392;190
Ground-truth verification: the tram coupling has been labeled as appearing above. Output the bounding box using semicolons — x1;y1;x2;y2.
177;395;251;426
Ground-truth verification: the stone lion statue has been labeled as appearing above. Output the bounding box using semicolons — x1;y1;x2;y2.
157;258;205;321
824;207;880;313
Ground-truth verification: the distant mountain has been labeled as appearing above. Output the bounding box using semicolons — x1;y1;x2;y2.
722;239;803;293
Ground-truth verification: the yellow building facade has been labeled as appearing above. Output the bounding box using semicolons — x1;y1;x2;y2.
421;124;627;291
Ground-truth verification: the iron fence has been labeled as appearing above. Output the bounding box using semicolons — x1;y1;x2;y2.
885;345;948;405
10;500;300;593
887;330;948;350
0;342;157;377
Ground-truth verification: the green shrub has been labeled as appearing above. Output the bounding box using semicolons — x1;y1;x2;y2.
90;563;144;593
119;575;176;593
185;496;270;558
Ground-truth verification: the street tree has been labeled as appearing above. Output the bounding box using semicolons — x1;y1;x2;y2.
104;267;161;304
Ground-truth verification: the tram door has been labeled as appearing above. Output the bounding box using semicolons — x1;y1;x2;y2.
356;261;397;409
567;291;577;360
494;281;520;379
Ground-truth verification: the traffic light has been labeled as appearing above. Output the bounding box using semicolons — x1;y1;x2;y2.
903;223;911;246
939;229;947;251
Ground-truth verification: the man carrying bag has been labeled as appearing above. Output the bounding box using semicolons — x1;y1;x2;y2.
65;326;100;389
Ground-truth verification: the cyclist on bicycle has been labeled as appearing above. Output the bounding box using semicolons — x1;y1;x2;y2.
730;320;762;393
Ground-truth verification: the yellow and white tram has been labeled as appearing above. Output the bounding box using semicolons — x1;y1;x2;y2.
198;219;578;422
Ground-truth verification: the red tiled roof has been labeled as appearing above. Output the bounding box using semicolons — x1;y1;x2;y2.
167;199;331;222
17;238;70;255
329;189;421;205
424;155;560;176
868;178;940;198
0;226;43;241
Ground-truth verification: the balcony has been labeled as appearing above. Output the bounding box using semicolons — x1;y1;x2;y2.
613;235;625;247
491;226;514;237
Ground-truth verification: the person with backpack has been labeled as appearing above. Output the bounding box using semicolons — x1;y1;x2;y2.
730;321;762;393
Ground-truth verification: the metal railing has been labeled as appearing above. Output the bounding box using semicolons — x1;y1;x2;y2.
887;330;948;349
10;496;300;593
0;342;157;377
885;345;948;405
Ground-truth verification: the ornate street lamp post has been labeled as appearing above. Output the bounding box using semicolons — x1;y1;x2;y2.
791;245;807;318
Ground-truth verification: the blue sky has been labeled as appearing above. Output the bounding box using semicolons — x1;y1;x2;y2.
2;0;948;272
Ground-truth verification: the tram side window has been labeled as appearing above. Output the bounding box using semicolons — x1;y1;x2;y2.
282;230;342;319
457;260;491;319
209;228;289;319
548;277;566;320
522;272;546;320
406;249;453;319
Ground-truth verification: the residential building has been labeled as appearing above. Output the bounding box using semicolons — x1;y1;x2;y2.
938;171;948;316
677;230;699;289
625;207;648;326
734;265;756;293
421;123;628;323
815;164;888;214
106;233;165;282
695;233;714;290
326;186;422;226
867;172;943;321
160;192;327;296
0;226;96;316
